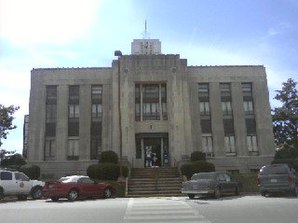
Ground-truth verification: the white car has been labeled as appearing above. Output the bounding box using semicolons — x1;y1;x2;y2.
0;168;45;200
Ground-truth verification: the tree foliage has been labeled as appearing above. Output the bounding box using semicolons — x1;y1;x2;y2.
272;78;298;146
272;78;298;160
0;153;27;168
0;104;20;147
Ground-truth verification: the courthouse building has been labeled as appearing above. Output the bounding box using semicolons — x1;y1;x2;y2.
27;37;275;177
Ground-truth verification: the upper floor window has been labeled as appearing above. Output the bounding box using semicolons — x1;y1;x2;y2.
200;102;210;116
135;83;167;121
220;83;231;98
91;85;102;103
222;101;232;116
242;83;253;98
46;85;57;104
69;85;79;103
198;83;209;100
243;101;254;115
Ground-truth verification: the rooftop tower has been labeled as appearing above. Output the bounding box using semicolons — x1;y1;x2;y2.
131;21;161;55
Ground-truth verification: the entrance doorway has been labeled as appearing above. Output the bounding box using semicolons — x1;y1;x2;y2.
135;133;169;167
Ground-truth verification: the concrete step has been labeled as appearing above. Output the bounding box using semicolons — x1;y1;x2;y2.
127;167;183;197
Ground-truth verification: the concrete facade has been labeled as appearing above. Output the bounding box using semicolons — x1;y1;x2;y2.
27;46;275;177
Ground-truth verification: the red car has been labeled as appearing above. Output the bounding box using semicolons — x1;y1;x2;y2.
42;175;116;201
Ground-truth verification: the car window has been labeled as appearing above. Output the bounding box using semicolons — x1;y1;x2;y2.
15;172;29;181
78;177;94;184
217;174;226;181
260;165;289;174
224;174;231;182
59;177;73;183
191;173;215;180
0;172;12;180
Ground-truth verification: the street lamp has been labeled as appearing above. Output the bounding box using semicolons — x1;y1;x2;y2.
114;50;124;181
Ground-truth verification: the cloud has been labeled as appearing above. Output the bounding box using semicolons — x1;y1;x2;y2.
0;0;100;46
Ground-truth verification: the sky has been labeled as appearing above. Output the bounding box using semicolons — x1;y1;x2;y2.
0;0;297;154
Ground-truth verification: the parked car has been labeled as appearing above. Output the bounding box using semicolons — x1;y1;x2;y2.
0;168;44;200
181;172;240;199
258;164;298;197
42;175;116;201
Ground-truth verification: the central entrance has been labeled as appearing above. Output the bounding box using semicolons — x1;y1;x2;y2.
135;133;169;167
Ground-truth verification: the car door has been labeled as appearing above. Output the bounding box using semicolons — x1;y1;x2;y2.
217;174;229;193
78;177;98;197
14;172;31;194
0;171;17;195
223;173;236;193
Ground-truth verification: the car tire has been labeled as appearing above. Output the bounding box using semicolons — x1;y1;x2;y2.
104;188;112;199
68;189;79;201
0;187;4;200
235;186;239;196
290;187;298;197
31;186;42;200
188;194;195;199
50;197;59;202
17;195;27;200
214;187;221;199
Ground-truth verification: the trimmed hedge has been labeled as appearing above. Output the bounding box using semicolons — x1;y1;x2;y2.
20;164;40;180
190;151;206;161
233;173;259;192
87;163;128;180
180;161;215;180
99;151;119;164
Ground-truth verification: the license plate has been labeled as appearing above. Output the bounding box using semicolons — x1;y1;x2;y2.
271;179;277;183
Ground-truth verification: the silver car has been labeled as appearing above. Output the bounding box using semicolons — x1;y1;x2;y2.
258;164;298;197
181;172;240;199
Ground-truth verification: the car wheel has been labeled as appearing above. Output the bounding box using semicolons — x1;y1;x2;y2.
68;189;79;201
31;186;42;200
290;187;298;197
17;195;27;200
235;186;239;196
188;194;195;199
214;187;221;199
51;197;59;202
0;187;4;200
104;188;112;198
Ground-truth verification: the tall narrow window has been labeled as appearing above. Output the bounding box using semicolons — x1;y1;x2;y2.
91;85;103;160
45;139;56;160
246;118;258;155
202;134;213;157
199;83;213;157
68;85;79;137
224;119;236;155
242;83;254;115
68;85;79;160
135;83;167;121
161;84;167;120
45;86;57;161
220;83;233;116
67;139;79;160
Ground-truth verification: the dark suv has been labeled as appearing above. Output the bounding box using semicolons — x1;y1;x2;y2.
258;164;298;197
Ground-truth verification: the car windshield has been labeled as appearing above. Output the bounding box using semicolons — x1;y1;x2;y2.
191;173;215;180
260;165;288;174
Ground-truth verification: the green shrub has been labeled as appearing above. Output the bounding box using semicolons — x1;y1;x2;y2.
87;163;128;180
180;161;215;180
233;173;259;192
190;151;206;161
20;164;40;180
99;151;118;164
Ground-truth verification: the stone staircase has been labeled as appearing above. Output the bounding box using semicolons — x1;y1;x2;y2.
127;167;183;197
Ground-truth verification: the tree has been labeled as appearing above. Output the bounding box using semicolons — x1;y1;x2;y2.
272;78;298;160
0;153;27;169
0;104;20;147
